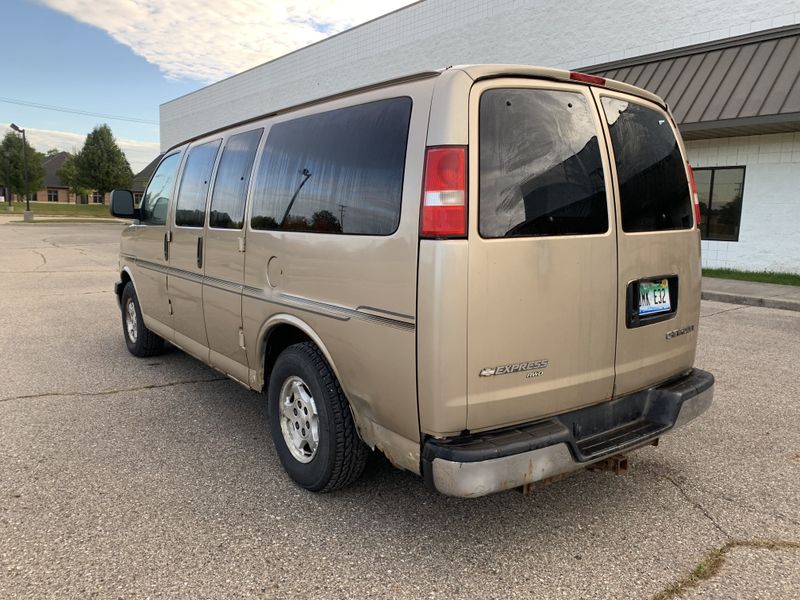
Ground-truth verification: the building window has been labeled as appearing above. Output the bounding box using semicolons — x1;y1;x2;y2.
693;167;745;242
133;192;143;205
91;192;103;204
47;189;59;202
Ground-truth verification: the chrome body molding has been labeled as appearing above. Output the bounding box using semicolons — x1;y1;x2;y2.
127;257;415;331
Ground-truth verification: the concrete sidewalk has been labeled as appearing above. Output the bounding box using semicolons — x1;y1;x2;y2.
702;277;800;312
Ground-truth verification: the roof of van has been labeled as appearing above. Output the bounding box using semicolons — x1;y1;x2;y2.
451;64;666;108
165;64;667;151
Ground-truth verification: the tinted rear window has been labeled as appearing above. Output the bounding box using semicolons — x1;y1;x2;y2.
600;98;692;232
250;97;411;235
479;88;608;238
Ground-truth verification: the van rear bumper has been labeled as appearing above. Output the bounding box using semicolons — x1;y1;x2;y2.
422;368;714;498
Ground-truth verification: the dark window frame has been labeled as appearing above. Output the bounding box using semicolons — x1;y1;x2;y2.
694;165;746;242
248;96;413;237
47;189;58;202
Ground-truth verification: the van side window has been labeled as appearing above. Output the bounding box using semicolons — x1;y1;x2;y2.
600;98;692;232
175;139;221;228
479;89;608;238
209;129;263;229
140;153;180;225
250;97;411;235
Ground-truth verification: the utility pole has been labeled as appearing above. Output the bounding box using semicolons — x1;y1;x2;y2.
10;123;32;221
2;150;9;211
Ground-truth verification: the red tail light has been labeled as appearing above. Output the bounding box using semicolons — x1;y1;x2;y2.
570;71;606;86
686;162;701;226
420;146;467;238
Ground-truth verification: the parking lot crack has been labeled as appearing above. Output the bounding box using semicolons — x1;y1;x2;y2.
32;250;47;270
649;539;800;600
0;377;228;403
700;305;747;319
663;475;731;539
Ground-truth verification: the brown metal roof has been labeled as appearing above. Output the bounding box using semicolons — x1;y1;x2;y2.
586;25;800;140
131;154;163;192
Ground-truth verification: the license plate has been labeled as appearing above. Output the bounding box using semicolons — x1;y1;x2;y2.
639;279;671;316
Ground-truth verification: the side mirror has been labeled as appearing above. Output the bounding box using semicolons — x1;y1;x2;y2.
110;189;138;219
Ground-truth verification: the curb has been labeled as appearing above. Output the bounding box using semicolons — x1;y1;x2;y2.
701;290;800;312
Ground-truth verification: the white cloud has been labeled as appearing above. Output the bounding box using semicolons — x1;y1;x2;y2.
0;124;160;172
36;0;417;82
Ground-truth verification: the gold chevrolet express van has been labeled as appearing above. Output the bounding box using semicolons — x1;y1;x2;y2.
111;65;714;497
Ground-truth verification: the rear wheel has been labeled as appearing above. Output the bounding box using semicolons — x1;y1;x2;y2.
120;282;165;357
268;342;369;492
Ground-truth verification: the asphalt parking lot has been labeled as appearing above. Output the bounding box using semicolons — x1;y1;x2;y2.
1;219;798;599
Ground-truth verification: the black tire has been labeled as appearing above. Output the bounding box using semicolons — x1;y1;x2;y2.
120;281;165;358
268;342;369;492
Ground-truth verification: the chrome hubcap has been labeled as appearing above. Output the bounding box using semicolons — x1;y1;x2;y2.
279;376;320;463
125;299;138;343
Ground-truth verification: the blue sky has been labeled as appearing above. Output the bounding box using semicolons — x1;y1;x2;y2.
0;1;414;170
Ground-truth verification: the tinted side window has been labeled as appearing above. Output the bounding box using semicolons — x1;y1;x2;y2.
601;98;692;232
250;97;411;235
479;88;608;238
209;129;263;229
175;139;221;227
140;153;180;225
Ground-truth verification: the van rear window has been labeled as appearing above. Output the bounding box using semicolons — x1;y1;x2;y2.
250;97;411;235
600;98;692;232
479;88;608;238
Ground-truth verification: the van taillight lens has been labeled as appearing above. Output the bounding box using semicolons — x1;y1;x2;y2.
687;162;701;226
570;71;606;86
420;146;467;238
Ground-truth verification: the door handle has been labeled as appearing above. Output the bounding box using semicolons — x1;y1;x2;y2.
196;236;204;269
163;232;169;261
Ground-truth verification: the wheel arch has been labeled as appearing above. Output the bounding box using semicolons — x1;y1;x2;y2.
254;314;345;395
118;266;138;304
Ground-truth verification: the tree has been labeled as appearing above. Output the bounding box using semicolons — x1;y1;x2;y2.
0;132;45;200
310;210;342;232
57;153;90;200
75;124;133;198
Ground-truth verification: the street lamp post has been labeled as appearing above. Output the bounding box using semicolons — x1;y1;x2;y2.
10;123;32;221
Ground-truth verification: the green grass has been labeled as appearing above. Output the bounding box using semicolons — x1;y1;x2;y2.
3;201;113;218
703;268;800;287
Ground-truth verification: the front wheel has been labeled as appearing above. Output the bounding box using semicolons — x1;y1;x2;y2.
268;342;369;492
120;282;165;357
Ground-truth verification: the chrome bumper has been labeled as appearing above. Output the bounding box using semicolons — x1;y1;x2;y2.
424;369;714;498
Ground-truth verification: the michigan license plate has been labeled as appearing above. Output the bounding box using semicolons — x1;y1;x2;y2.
639;279;671;316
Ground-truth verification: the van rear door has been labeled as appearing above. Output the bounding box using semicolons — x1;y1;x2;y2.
466;79;618;432
593;90;700;396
